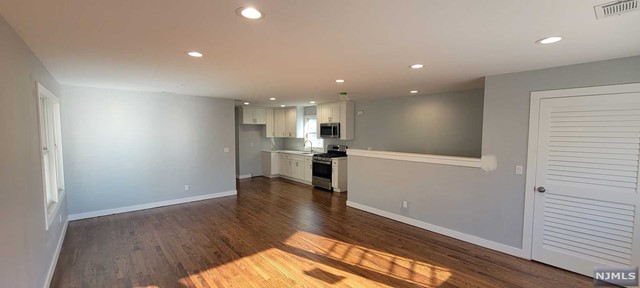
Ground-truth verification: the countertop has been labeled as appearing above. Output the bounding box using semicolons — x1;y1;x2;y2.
262;150;316;156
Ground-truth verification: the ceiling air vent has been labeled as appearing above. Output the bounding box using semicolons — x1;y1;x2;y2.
594;0;639;19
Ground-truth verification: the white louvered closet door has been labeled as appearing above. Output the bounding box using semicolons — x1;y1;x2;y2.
532;92;640;276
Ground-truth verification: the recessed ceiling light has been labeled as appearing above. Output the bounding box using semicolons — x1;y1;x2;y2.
536;36;563;44
310;101;316;104
335;79;345;83
270;97;276;101
280;105;285;107
186;51;204;58
410;64;424;69
244;102;250;105
410;90;418;94
237;7;263;19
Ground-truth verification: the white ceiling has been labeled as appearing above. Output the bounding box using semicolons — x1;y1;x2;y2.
1;0;639;106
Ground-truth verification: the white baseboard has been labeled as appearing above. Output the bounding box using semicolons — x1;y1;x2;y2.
68;190;237;221
237;174;252;179
346;201;527;259
43;217;68;288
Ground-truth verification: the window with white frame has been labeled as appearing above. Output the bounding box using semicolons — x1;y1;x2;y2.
304;115;323;151
37;82;65;230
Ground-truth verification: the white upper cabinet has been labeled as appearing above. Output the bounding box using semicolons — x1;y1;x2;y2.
265;108;275;137
254;108;266;123
241;107;266;124
265;107;304;138
274;109;286;137
317;101;354;140
318;103;342;123
286;107;304;138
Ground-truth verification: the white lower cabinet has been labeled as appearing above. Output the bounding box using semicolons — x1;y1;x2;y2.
279;155;292;177
304;160;312;182
290;155;304;180
292;160;302;179
274;153;312;184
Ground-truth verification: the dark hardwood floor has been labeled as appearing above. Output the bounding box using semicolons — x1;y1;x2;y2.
51;177;592;287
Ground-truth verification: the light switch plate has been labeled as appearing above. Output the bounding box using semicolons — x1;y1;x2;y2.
224;147;230;153
515;165;523;175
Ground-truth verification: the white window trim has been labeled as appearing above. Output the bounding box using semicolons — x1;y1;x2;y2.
36;82;65;230
303;115;323;152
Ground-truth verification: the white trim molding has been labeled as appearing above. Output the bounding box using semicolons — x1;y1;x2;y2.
347;149;482;168
68;190;237;221
523;82;640;260
36;81;66;231
43;217;68;288
347;201;526;259
236;174;252;179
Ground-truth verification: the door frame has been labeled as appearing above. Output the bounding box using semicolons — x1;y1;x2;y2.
522;82;640;259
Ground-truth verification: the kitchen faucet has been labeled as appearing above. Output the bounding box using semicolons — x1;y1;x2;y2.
304;140;314;153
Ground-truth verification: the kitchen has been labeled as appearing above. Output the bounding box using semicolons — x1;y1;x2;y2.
235;88;485;194
236;100;354;193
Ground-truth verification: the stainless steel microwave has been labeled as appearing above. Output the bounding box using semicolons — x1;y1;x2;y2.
319;123;340;138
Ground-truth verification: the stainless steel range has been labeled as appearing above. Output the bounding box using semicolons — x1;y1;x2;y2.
312;145;347;191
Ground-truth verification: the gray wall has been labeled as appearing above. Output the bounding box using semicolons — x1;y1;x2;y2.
286;90;484;157
61;86;237;215
0;15;69;288
348;55;640;248
235;107;284;177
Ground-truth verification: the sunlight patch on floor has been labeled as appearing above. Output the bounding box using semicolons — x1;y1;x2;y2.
177;247;382;287
282;230;452;287
177;230;451;287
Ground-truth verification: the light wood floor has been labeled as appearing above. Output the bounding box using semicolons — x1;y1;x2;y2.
51;177;592;287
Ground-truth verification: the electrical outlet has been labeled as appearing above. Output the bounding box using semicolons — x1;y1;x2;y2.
184;184;190;191
402;200;408;208
357;110;364;115
515;165;524;175
250;142;254;147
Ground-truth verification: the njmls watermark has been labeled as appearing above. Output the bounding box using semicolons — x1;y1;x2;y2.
593;266;638;286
